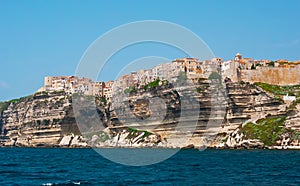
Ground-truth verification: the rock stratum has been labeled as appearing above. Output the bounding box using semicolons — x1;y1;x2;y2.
1;80;300;149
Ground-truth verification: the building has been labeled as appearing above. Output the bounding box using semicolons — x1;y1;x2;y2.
93;82;105;97
103;81;114;100
234;53;255;70
202;59;221;77
42;76;104;96
234;53;242;61
171;57;203;79
283;93;296;103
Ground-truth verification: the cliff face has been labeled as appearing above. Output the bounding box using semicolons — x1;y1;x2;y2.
111;81;288;148
0;81;299;149
0;91;161;148
0;91;80;147
212;83;300;149
223;82;285;130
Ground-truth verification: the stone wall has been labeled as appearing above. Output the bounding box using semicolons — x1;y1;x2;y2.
241;66;300;85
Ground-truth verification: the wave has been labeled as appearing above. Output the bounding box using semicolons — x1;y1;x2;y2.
42;180;83;186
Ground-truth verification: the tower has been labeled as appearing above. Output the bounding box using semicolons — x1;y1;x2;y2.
235;53;242;61
44;76;53;89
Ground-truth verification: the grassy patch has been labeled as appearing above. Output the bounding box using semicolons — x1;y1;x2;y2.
127;127;153;138
34;91;49;96
222;136;229;143
241;116;286;146
84;131;110;142
254;82;300;97
124;86;136;94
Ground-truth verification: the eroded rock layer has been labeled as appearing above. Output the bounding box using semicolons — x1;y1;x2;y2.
0;81;299;149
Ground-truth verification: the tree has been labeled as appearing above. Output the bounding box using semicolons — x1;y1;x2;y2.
208;71;221;81
178;71;187;81
268;61;275;67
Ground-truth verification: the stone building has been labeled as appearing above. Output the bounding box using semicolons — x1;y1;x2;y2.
171;57;203;79
103;81;114;100
42;76;104;96
93;82;105;97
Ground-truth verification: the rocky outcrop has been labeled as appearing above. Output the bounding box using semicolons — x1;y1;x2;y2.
0;91;80;147
286;104;300;132
214;127;265;149
87;128;162;148
225;82;285;126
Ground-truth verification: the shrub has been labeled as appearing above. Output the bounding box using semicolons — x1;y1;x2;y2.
143;84;149;91
178;71;187;82
0;101;10;113
268;61;275;67
43;119;50;125
52;118;61;124
208;71;221;81
124;86;136;94
149;79;160;88
101;97;107;105
127;127;153;138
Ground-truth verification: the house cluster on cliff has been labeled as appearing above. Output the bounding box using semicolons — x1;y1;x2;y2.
231;53;300;85
38;76;114;100
39;57;221;100
39;54;300;100
113;57;221;92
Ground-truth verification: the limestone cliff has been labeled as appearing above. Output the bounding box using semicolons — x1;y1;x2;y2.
0;91;161;147
0;91;79;147
1;80;300;149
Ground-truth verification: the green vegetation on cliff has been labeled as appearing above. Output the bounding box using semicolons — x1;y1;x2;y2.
0;101;10;113
141;79;161;91
208;71;222;82
254;82;300;97
0;95;34;113
208;72;222;87
84;131;110;142
268;61;275;67
287;98;300;110
128;127;153;138
124;86;136;94
242;117;286;146
149;79;160;88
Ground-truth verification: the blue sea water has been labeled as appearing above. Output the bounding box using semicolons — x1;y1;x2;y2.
0;148;300;185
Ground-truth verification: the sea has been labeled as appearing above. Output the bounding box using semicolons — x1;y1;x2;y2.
0;148;300;185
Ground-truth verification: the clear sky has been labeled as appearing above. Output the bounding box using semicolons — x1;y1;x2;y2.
1;0;300;101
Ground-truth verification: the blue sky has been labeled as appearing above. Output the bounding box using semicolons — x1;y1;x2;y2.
1;0;300;101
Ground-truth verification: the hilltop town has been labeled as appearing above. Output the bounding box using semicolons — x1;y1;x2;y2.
38;53;300;101
2;53;300;149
